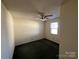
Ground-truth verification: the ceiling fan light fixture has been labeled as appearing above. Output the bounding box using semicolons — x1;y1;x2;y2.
38;12;53;21
40;18;47;21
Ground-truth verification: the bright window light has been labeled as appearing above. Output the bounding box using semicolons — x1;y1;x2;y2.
50;22;58;35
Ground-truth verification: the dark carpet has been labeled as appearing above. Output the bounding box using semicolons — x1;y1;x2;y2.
13;38;59;59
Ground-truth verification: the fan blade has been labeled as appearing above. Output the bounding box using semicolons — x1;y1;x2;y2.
46;18;49;19
45;15;53;18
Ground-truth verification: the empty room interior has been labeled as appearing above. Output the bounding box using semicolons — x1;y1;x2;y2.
1;0;78;59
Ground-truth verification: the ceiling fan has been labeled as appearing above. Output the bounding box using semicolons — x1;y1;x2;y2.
38;12;53;21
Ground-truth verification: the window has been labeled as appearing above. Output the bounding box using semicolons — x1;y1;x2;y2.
50;22;58;35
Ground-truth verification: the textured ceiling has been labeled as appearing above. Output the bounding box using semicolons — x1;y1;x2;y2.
2;0;64;19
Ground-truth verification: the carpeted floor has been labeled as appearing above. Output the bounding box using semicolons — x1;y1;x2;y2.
13;38;59;59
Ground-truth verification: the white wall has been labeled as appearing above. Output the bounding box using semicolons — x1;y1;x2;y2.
45;17;59;43
1;3;14;59
59;0;78;59
13;15;44;46
45;7;60;43
45;0;77;59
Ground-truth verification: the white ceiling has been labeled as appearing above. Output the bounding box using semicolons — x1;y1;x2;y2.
2;0;64;19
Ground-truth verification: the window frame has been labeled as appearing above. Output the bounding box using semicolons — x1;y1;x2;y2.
50;22;58;35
